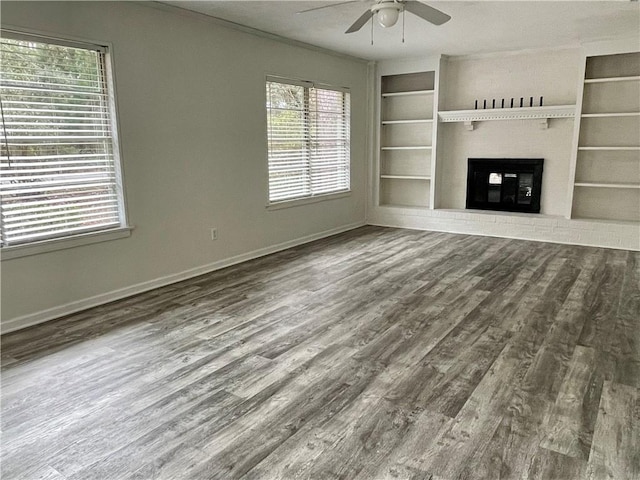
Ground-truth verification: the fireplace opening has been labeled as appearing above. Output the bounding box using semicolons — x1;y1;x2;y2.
466;158;543;213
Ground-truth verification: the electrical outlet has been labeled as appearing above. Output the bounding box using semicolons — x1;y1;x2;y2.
210;228;218;241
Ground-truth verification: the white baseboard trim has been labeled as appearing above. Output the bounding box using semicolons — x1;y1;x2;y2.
2;221;366;334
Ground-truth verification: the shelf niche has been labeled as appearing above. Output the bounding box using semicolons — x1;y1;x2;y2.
575;150;640;185
379;70;436;209
585;52;640;80
380;177;430;208
571;51;640;223
381;71;435;94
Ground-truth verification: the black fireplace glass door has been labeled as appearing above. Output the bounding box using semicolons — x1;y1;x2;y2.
503;173;517;205
518;173;533;205
488;173;502;203
473;172;487;202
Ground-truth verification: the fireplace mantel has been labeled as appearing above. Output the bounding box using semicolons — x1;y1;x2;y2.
438;105;576;130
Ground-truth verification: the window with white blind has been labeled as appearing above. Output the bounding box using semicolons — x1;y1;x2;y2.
0;31;127;252
266;77;350;204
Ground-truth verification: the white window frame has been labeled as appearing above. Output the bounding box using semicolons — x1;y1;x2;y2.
265;76;351;209
0;28;131;260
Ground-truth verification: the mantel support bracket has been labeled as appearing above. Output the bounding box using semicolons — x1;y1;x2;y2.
464;121;474;131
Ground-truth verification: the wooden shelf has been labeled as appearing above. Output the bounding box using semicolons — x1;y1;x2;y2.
379;203;430;210
578;146;640;151
581;112;640;118
380;175;431;180
584;75;640;84
438;105;575;130
382;90;434;97
574;182;640;189
381;119;433;125
381;146;432;151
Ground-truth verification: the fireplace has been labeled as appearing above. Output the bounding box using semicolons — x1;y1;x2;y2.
466;158;543;213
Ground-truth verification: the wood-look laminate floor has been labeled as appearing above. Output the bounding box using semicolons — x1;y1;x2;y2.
2;226;639;480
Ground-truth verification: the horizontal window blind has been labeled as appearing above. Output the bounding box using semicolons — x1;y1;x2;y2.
0;34;125;247
266;79;350;203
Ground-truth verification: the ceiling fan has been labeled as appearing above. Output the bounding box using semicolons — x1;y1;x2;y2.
298;1;451;34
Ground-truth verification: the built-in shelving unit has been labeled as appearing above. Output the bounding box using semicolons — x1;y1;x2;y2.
379;71;436;208
369;52;639;250
570;51;640;223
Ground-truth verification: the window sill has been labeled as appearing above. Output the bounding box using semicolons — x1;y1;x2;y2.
266;191;351;211
1;226;133;261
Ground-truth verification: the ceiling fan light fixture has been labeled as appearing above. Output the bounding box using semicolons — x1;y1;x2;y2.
344;0;450;35
376;5;400;28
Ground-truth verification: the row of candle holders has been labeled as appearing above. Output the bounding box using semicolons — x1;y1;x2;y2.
475;97;543;109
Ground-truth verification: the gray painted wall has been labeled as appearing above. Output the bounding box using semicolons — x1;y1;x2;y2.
1;1;369;328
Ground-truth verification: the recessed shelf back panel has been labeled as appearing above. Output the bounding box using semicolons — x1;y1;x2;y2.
575;150;640;184
578;115;640;147
585;52;640;79
381;150;431;177
382;122;433;148
381;71;435;93
582;81;640;114
380;177;430;207
572;187;640;222
383;95;434;121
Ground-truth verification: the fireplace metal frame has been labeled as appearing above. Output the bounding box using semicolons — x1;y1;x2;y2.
466;158;544;214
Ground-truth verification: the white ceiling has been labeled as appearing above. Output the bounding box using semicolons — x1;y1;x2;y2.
164;1;640;60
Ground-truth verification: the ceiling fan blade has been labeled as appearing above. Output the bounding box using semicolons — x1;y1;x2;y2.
297;1;360;14
345;9;373;33
404;1;451;25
